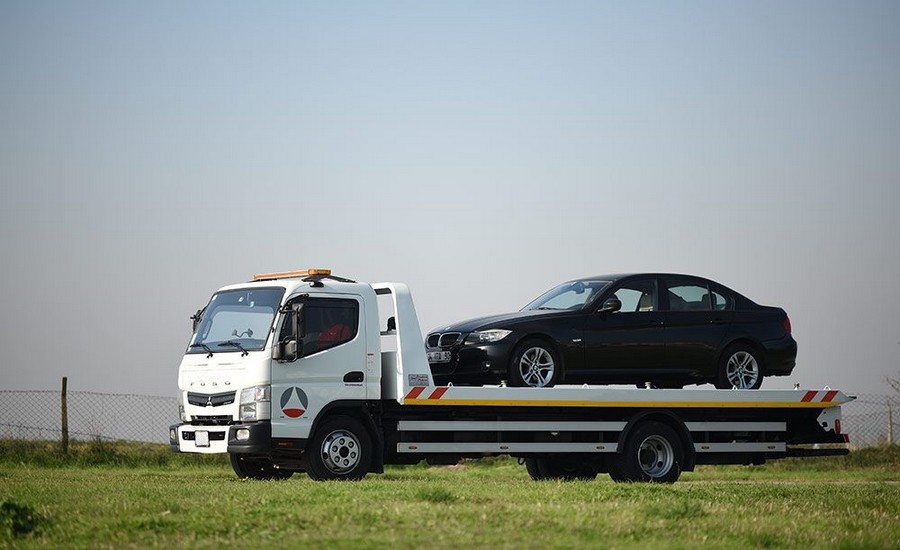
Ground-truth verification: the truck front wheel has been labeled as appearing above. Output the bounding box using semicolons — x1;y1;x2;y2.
306;415;372;481
611;421;683;483
230;454;293;480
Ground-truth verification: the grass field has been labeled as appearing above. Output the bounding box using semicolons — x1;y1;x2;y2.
2;440;899;548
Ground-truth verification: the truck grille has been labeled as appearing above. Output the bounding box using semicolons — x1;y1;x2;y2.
187;391;236;407
191;415;232;425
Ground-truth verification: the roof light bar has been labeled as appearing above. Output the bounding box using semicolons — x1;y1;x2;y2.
253;269;332;281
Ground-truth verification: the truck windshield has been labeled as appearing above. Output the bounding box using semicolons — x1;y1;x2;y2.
187;287;285;354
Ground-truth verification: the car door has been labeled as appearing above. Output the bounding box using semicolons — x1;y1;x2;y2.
581;277;666;380
271;295;368;441
662;277;734;376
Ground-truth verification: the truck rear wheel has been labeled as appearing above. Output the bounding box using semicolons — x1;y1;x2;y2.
524;456;597;481
611;421;683;483
230;454;293;480
306;415;372;481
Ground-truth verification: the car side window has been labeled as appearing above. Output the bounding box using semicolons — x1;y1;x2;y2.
612;279;657;313
666;282;717;311
711;289;729;310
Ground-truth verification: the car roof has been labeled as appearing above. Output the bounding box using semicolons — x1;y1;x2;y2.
572;273;724;285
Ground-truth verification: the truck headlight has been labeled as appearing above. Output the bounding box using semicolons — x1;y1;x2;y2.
465;329;512;344
241;385;270;403
178;404;188;422
239;384;271;421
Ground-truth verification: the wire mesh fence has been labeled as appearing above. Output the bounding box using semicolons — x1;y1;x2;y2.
0;390;178;444
842;393;898;448
0;388;897;447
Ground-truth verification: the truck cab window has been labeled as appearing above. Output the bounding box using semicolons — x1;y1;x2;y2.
280;298;359;356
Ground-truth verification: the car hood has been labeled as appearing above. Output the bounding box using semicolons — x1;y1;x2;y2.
430;309;559;334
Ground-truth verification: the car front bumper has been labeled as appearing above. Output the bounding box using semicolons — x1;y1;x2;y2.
427;339;517;384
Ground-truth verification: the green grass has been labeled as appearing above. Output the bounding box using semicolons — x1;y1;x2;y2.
1;441;899;548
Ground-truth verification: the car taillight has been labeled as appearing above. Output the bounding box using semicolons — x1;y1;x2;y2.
783;314;792;335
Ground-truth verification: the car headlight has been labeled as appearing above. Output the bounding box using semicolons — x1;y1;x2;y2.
465;329;512;344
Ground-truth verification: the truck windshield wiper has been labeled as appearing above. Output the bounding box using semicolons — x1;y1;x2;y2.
189;343;214;357
218;341;249;356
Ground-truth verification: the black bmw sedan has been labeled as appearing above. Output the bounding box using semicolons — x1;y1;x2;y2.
425;274;796;389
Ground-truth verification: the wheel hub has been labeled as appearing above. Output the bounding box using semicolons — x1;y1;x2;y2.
321;430;360;474
638;435;674;478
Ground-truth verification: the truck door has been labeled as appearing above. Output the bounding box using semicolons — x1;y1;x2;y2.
270;295;368;441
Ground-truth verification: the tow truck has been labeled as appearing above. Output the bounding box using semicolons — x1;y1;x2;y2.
169;269;851;483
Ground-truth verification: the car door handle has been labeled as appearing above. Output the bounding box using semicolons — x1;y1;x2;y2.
710;318;727;325
343;371;364;383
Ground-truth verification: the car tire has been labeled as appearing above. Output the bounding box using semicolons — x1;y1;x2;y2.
715;343;764;390
509;339;560;388
230;454;293;480
306;415;372;481
612;421;683;483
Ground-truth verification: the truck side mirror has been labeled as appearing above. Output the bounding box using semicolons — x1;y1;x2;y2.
599;297;622;314
274;302;305;362
190;307;205;332
275;338;302;361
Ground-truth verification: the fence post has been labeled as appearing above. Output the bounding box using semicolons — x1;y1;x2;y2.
888;398;894;446
61;377;69;455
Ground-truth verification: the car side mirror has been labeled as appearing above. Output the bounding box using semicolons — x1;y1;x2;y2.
599;297;621;314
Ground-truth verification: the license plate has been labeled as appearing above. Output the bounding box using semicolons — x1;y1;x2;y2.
195;430;210;447
427;351;451;363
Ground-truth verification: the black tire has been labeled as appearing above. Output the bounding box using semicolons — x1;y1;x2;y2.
509;339;560;388
306;415;372;481
230;454;293;480
525;456;596;481
612;421;683;483
715;343;764;390
524;457;549;480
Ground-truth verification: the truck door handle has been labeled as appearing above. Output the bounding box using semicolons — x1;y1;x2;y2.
343;371;364;383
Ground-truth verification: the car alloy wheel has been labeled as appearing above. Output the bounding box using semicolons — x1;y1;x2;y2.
725;350;760;389
518;346;555;387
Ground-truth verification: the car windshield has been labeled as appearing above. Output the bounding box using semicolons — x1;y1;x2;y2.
521;280;611;311
188;287;285;354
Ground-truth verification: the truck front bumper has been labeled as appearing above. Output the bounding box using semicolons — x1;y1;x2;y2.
169;422;272;454
227;422;272;454
169;423;229;454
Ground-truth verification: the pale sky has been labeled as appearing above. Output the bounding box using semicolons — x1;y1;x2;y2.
2;1;898;397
